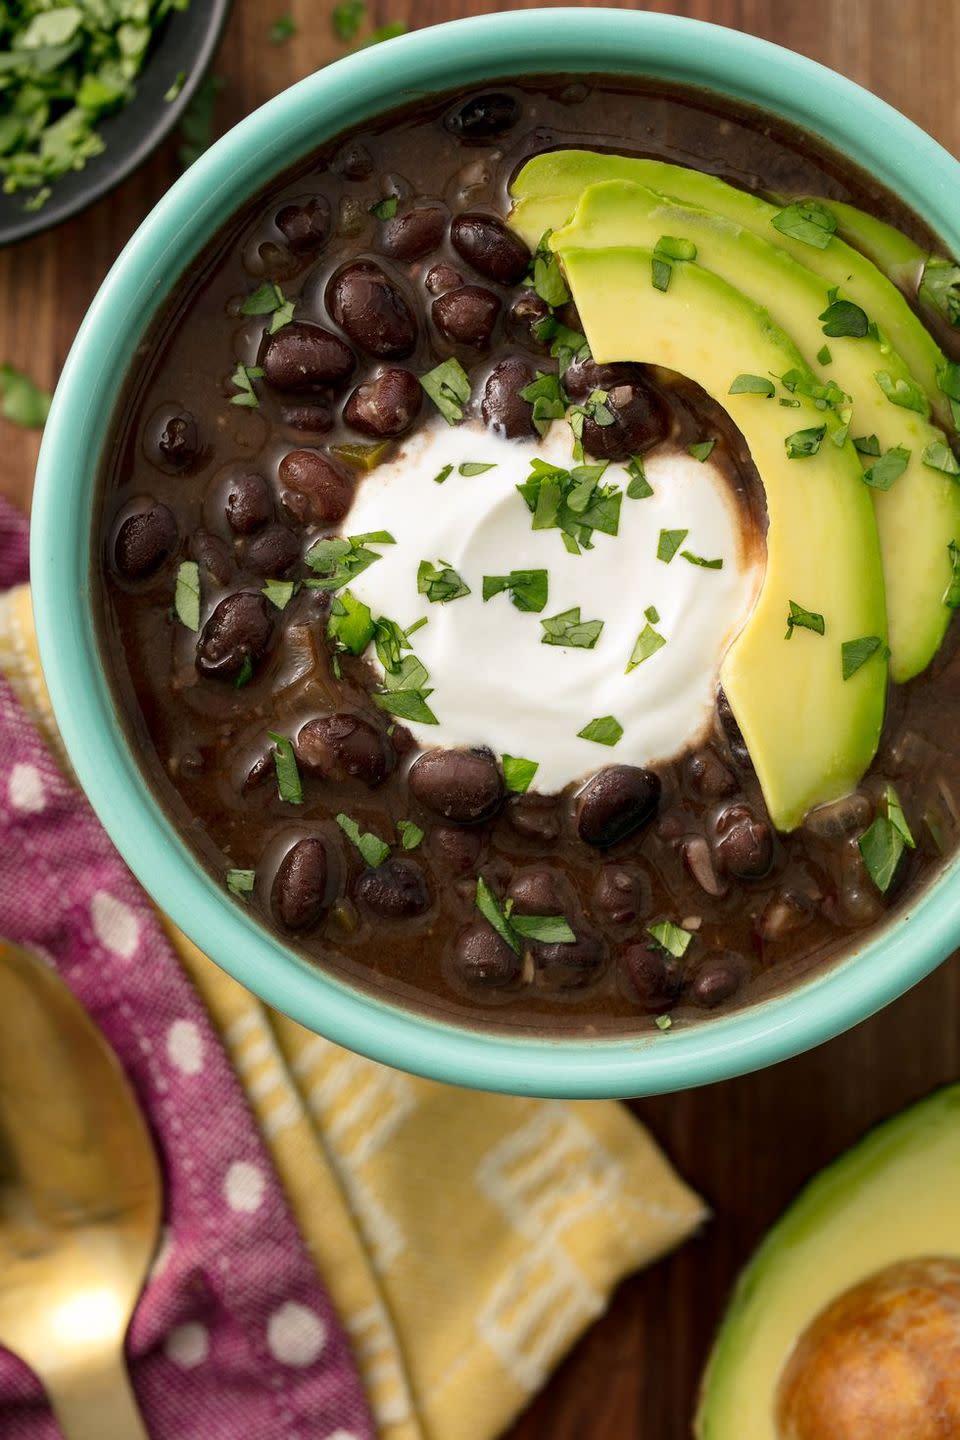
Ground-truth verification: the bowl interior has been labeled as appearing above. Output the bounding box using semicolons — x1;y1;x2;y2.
31;9;960;1097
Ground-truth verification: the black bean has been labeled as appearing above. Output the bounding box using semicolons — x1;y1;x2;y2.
296;714;392;787
278;449;353;525
507;289;551;345
506;792;560;843
355;858;430;918
450;213;531;285
113;502;177;580
535;929;607;991
449;923;520;989
425;263;462;295
225;471;272;535
687;748;738;800
581;381;670;461
564;358;648;401
326;261;417;358
688;953;746;1009
151;409;201;471
344;368;422;438
191;528;232;586
446;93;520;140
334;142;374;181
281;402;334;434
276;196;331;253
244;523;301;578
408;748;503;824
592;865;646;928
196;592;275;680
272;838;330;930
507;868;566;915
622;945;683;1013
380;207;446;261
716;687;752;769
261;323;356;393
576;766;661;847
430;825;482;872
432;286;500;347
482;358;536;438
715;807;774;880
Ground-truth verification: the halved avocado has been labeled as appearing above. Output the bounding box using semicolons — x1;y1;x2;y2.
552;179;960;682
696;1085;960;1440
557;244;886;832
509;151;951;428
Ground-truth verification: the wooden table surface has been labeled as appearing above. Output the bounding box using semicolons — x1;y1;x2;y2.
3;1;959;1435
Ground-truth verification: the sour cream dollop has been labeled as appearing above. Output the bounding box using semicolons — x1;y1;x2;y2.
344;422;762;792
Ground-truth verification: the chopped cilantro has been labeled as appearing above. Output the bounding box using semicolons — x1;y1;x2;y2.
226;868;256;897
818;296;870;337
337;813;390;868
417;559;470;604
420;358;471;424
229;364;264;408
859;787;913;894
785;424;826;459
862;445;910;491
626;456;653;498
531;231;571;307
841;635;885;680
240;280;294;333
875;370;929;415
262;578;296;610
540;606;604;649
433;463;454;485
502;755;539;794
729;374;776;398
681;550;723;570
578;715;623;746
688;439;716;462
482;569;548;613
518;457;623;553
945;541;960;609
268;732;303;805
785;601;825;639
771;199;837;249
648;921;693;957
921;259;960;329
164;70;186;103
780;368;849;412
853;434;881;456
174;561;201;631
304;532;394;591
817;345;832;366
397;819;424;850
328;589;375;655
532;315;590;373
234;656;254;690
475;876;574;954
519;371;566;436
657;528;688;563
370;196;399;220
372;652;438;725
923;440;960;476
458;461;496;477
626;622;666;671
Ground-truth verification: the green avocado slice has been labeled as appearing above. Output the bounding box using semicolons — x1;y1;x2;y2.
696;1084;960;1440
552;179;960;682
509;151;952;429
556;244;886;832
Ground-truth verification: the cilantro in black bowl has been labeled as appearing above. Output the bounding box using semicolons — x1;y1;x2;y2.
0;0;231;246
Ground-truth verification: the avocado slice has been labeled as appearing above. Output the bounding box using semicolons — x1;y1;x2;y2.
696;1085;960;1440
552;179;960;682
556;243;886;831
509;151;952;429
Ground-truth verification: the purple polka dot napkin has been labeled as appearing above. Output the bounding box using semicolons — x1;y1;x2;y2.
0;498;374;1440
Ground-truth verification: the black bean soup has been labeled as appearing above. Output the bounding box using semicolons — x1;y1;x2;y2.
97;77;960;1034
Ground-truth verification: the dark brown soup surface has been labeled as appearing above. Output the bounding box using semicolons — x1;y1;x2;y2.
96;76;960;1034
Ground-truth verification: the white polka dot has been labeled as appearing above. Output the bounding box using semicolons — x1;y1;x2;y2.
149;1226;174;1281
166;1019;203;1076
90;891;140;960
164;1322;209;1369
8;763;45;813
224;1160;266;1214
267;1302;326;1367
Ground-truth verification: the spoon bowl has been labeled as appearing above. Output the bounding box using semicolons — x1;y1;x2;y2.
0;940;161;1438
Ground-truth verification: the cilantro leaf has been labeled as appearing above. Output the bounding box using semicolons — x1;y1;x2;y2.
785;425;826;459
268;732;303;805
875;370;929;415
771;200;838;248
818;297;870;337
229;363;264;408
841;635;884;680
729;374;775;398
174;561;201;631
688;439;716;462
578;715;623;746
626;622;666;671
657;528;688;563
785;601;825;639
502;756;539;794
540;606;604;649
482;569;548;613
328;589;375;655
417;559;471;604
648;921;693;957
337;813;390;868
862;445;910;491
420;358;471;424
397;819;424;850
304;532;394;591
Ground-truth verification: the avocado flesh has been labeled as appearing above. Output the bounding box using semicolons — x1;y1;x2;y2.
696;1084;960;1440
509;151;951;429
557;244;886;832
552;180;960;682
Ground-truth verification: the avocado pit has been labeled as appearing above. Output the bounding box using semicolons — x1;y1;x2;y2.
774;1257;960;1440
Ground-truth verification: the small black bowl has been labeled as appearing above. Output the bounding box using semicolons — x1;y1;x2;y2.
0;0;232;248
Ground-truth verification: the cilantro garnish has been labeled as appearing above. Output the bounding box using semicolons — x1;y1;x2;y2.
688;439;715;462
785;425;827;459
502;756;539;794
519;371;566;436
648;921;693;958
433;464;454;485
568;389;616;461
859;785;915;893
420;358;471;424
657;528;688;564
681;550;723;570
230;364;265;408
937;361;960;431
785;601;825;639
530;231;571;307
626;456;653;498
458;461;496;477
862;446;910;491
417;559;471;604
650;235;697;292
518;457;623;553
304;531;394;591
174;561;201;631
372;653;438;725
240;281;295;333
474;876;574;955
370;196;398;220
818;295;872;338
328;589;375;655
226;868;256;898
875;370;929;415
923;441;960;476
920;260;960;329
853;434;881;456
780;368;849;412
770;200;838;249
841;635;885;681
482;569;548;613
626;622;666;671
540;607;604;649
268;732;303;805
337;813;390;868
729;374;775;398
397;819;424;850
817;345;832;366
945;541;960;610
532;315;591;373
262;578;296;610
578;715;623;747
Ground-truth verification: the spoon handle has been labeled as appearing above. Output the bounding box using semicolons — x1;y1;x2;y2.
45;1347;150;1440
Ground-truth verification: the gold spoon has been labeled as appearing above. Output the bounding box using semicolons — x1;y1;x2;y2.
0;940;161;1438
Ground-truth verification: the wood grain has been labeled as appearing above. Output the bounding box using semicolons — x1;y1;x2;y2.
1;3;957;1436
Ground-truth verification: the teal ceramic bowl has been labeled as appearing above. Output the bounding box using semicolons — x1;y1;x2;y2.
32;9;960;1097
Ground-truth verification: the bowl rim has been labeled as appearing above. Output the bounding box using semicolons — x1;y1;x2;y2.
31;7;960;1098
